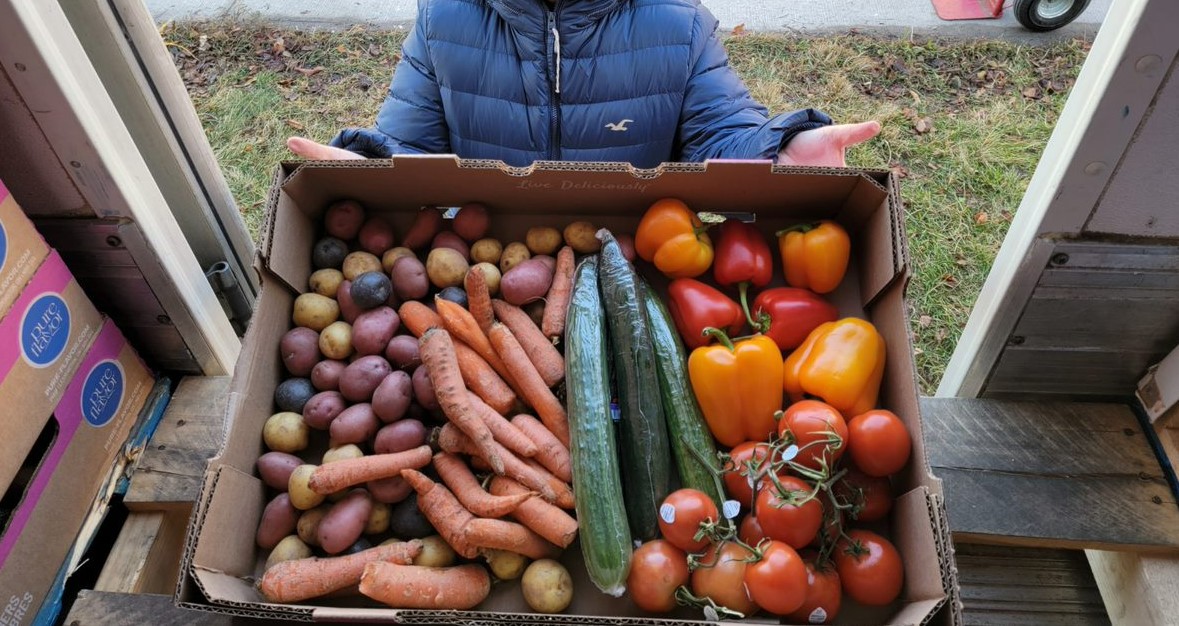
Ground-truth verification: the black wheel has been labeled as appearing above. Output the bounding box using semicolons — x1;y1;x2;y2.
1013;0;1092;32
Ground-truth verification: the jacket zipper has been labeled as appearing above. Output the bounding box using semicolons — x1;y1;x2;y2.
546;7;561;161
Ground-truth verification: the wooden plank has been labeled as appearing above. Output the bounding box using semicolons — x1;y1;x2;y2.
921;398;1179;551
984;348;1158;397
124;377;231;510
63;590;281;625
1085;549;1179;625
92;511;188;595
957;543;1108;626
1012;296;1179;353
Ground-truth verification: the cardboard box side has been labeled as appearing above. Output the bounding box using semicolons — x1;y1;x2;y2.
0;185;50;318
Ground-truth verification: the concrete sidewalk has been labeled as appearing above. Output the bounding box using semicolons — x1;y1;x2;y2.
146;0;1110;43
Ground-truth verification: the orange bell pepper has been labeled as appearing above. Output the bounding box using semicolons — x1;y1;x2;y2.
688;328;783;448
635;198;714;279
777;220;851;294
783;318;885;417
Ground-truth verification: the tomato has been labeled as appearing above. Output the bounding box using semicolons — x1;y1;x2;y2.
778;400;848;472
834;530;904;606
846;409;911;477
755;475;822;549
690;541;759;616
835;467;893;523
658;488;719;553
743;540;808;615
785;555;842;624
627;539;690;613
723;441;772;509
738;514;767;545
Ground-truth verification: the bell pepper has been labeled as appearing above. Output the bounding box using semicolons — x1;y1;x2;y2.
713;219;774;329
777;220;851;294
635;198;714;279
667;279;745;350
752;287;839;351
688;329;784;448
783;318;886;417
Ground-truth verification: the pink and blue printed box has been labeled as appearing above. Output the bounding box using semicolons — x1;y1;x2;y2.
0;177;50;319
0;317;156;625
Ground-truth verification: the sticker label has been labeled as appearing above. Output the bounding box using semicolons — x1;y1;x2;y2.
721;500;741;520
808;607;828;623
780;444;800;462
20;293;70;368
659;502;676;524
82;360;125;427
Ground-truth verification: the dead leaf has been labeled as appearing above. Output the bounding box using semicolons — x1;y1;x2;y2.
914;118;933;134
955;255;968;266
889;163;909;179
243;144;254;153
731;23;746;36
912;347;924;356
1001;210;1014;221
198;34;209;52
901;107;918;120
272;36;285;55
295;65;325;77
975;212;988;225
1022;86;1042;99
285;119;305;130
918;315;932;327
941;273;958;287
935;328;948;342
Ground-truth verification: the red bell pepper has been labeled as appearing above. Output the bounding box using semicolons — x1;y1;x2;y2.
666;279;745;349
752;287;839;351
713;219;773;329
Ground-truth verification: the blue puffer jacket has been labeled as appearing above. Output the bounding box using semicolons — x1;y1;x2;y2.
331;0;831;167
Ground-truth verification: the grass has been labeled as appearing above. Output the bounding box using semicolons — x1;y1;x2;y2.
164;22;1089;393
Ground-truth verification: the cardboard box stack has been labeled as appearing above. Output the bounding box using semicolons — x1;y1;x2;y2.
0;177;157;625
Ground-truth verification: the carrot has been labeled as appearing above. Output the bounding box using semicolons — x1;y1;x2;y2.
454;343;518;415
258;540;423;603
489;476;579;548
463;517;561;561
510;413;572;482
435;295;523;396
540;246;575;340
400;468;478;558
464;268;495;336
491;299;565;387
359;562;490;610
469;391;538;458
398;300;443;338
488;322;570;448
436;423;574;509
307;445;432;495
433;452;535;518
419;328;505;474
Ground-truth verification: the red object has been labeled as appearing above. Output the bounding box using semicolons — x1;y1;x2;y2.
713;220;773;328
666;279;745;349
752;287;839;351
930;0;1003;20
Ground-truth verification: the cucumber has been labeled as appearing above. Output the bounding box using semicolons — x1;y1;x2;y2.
596;229;671;541
640;278;725;508
565;256;632;596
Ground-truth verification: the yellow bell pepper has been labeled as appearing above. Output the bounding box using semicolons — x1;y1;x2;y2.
777;220;851;294
783;318;885;417
635;198;714;279
688;329;783;448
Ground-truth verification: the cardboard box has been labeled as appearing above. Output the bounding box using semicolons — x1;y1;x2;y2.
0;317;155;624
180;158;957;625
0;177;50;319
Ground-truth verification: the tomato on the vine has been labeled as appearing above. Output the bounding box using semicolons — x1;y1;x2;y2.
723;441;772;509
835;467;893;523
627;540;689;613
690;541;759;616
778;399;849;472
738;514;767;545
743;539;808;615
810;505;844;550
834;529;904;606
785;554;842;625
846;409;911;477
754;475;822;549
658;488;719;553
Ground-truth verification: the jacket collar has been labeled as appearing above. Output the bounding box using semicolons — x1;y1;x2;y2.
485;0;628;34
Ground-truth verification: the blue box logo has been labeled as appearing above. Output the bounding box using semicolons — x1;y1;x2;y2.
21;293;70;368
0;220;7;269
82;360;124;427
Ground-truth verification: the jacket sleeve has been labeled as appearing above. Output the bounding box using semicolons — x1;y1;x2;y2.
330;0;450;158
675;6;831;162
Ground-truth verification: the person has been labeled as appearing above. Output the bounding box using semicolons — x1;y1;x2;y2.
287;0;880;167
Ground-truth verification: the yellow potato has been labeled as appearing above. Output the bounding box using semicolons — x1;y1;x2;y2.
471;238;504;265
309;268;345;298
265;535;312;570
366;502;392;535
292;293;339;331
471;262;502;296
499;242;531;273
342;251;383;280
287;464;325;510
318;321;354;361
381;247;417;273
262;412;309;453
414;535;457;568
485;549;528;580
525;227;562;256
563;221;601;253
521;558;573;613
322;443;364;465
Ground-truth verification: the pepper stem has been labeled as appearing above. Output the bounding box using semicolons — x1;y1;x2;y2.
701;327;735;351
737;282;760;332
775;222;818;237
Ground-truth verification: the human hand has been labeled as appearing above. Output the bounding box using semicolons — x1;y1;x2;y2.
776;121;881;168
286;136;365;160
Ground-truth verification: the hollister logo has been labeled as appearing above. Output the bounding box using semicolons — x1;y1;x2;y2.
82;360;124;427
20;293;70;368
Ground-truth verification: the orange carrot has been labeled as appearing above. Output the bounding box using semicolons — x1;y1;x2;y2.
432;452;534;518
488;322;570;448
463;517;562;560
489;476;579;548
419;328;505;473
540;246;575;340
435;296;523;396
464;268;495;336
403;302;516;413
259;540;422;603
398;300;443;337
359;562;490;610
308;445;432;495
436;423;573;508
400;468;477;558
491;299;565;387
510;413;572;482
469;391;538;458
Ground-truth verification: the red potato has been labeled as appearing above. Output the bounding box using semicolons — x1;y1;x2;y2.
453;203;490;242
500;258;555;306
372;371;413;422
319;489;374;554
340;356;394;403
385;335;421;371
358;216;396;256
257;493;300;550
280;327;322;377
432;231;471;261
324;200;366;240
353;306;401;356
402;207;445;250
412;365;439;411
531;255;556;273
336;279;362;324
257;451;304;491
391;256;430;301
311;359;347;391
303;391;347;430
374;419;428;454
330;403;380;445
368;475;414;504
